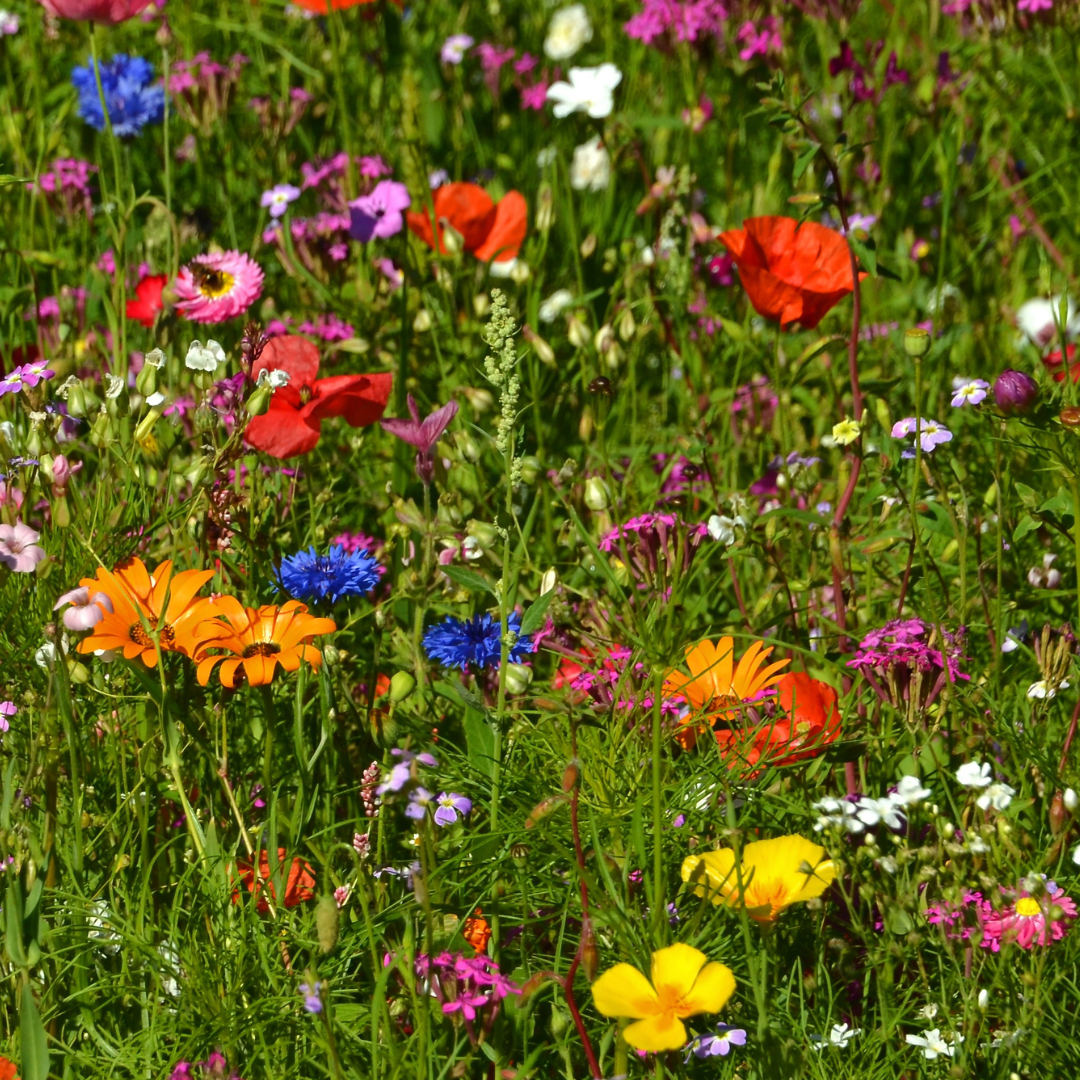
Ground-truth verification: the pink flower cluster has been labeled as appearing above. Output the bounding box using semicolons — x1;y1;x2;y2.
168;53;248;132
624;0;729;48
599;513;708;587
926;880;1076;951
170;1052;243;1080
558;645;683;715
730;375;778;434
33;157;96;218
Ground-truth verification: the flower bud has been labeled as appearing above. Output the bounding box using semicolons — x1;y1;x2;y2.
536;184;554;232
134;408;162;444
1061;406;1080;430
522;324;556;366
412;308;432;332
135;360;158;398
993;369;1038;415
66;381;89;418
389;671;416;703
580;232;597;259
566;314;590;349
1050;790;1068;835
518;455;540;485
583;476;609;510
316;894;339;952
245;384;272;417
618;306;636;341
1065;788;1078;812
504;663;533;695
440;220;465;256
467;519;501;548
904;327;931;357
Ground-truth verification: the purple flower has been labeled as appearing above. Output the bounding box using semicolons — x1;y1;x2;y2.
381;395;460;485
298;981;323;1014
405;787;433;820
54;585;113;631
433;792;472;826
441;34;474;65
994;369;1039;415
375;748;438;795
950;378;989;407
348;180;411;242
685;1026;748;1060
1018;0;1053;11
0;701;15;734
0;361;54;395
891;417;952;454
260;184;301;219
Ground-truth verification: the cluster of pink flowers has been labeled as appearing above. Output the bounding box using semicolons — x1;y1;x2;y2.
848;618;968;709
410;951;520;1039
829;40;910;103
332;531;383;556
736;16;782;62
600;513;709;586
248;87;314;139
33;157;96;218
943;0;1053;26
730;375;778;434
169;1052;243;1080
168;53;248;132
926;879;1076;950
624;0;729;47
557;644;682;715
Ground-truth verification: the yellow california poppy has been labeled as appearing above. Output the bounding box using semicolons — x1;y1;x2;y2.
681;835;835;921
590;942;735;1052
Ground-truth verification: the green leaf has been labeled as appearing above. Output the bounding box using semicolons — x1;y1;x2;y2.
520;590;555;636
1013;482;1039;509
1013;514;1041;543
439;564;495;596
719;317;747;342
20;981;50;1080
5;880;26;968
848;234;878;276
885;907;914;935
792;143;819;182
463;710;497;780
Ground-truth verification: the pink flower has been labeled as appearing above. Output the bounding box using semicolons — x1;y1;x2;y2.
54;585;114;631
0;701;15;733
174;250;264;324
1017;0;1053;11
521;82;550;110
0;522;46;573
981;885;1076;949
36;0;151;24
0;481;24;511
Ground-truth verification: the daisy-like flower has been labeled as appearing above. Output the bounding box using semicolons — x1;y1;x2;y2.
905;1028;960;1059
891;416;952;454
260;183;301;219
423;611;534;671
174;251;264;324
591;943;735;1052
951;378;989;407
955;760;993;788
546;63;622;119
681;834;836;921
976;782;1015;812
277;544;382;604
812;796;863;833
981;882;1077;950
433;792;472;826
0;522;46;573
193;598;336;688
75;557;222;667
811;1022;860;1050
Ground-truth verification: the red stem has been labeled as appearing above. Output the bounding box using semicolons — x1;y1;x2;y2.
1058;697;1080;776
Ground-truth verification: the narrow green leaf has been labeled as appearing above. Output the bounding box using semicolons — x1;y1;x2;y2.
520;590;555;636
793;143;819;181
439;564;495;595
20;981;50;1080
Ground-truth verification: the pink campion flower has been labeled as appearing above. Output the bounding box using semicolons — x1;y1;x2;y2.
348;180;411;242
0;522;46;573
0;481;24;512
476;42;516;95
521;82;550;110
440;34;474;65
54;585;114;631
36;0;150;23
174;251;264;324
736;17;781;62
624;0;728;47
358;155;392;179
97;249;117;275
49;454;78;497
381;395;459;485
1017;0;1053;11
981;883;1076;950
0;701;15;733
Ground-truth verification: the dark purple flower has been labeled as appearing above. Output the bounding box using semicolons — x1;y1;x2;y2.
381;395;459;485
348;180;411;242
994;369;1039;415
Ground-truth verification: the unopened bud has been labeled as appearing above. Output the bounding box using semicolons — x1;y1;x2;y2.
904;327;931;357
135;361;158;398
441;220;465;256
245;384;272;417
993;369;1038;415
583;476;609;510
540;567;557;595
536;184;554;232
66;381;89;418
134;408;162;444
1060;406;1080;430
561;762;579;792
618;306;636;341
1050;791;1068;835
389;671;416;703
523;324;556;366
413;308;432;332
1065;788;1078;812
316;895;339;952
566;314;590;349
456;431;481;462
504;663;533;695
580;232;597;258
467;520;501;548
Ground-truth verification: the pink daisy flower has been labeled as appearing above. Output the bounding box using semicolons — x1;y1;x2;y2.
0;521;46;573
174;250;264;324
981;884;1076;950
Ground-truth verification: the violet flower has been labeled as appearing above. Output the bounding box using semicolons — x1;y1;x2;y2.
299;981;323;1014
405;787;433;820
54;585;113;631
0;522;45;573
381;395;459;485
348;180;411;242
434;792;472;826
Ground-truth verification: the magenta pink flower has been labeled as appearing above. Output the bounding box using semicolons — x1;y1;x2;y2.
981;884;1076;950
174;251;264;324
54;585;114;631
0;522;46;573
349;180;411;242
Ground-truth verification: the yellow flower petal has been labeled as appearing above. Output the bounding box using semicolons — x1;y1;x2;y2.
649;943;707;999
678;961;736;1016
591;963;659;1020
682;849;737;905
622;1013;688;1052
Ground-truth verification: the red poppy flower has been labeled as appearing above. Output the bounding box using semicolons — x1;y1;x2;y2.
406;182;527;264
0;1057;19;1080
126;274;168;327
245;335;392;459
291;0;400;9
1043;344;1078;382
719;216;863;329
235;847;316;912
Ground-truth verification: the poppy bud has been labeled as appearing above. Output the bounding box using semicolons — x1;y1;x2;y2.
584;476;609;510
1050;791;1068;835
1060;406;1080;430
904;327;931;357
993;369;1038;415
316;895;339;952
389;671;416;703
504;663;533;695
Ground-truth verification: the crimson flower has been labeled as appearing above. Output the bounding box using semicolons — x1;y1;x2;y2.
406;182;527;264
126;274;167;327
244;335;392;458
381;394;459;484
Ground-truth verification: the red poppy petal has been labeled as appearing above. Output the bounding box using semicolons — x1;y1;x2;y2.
245;396;323;458
409;183;498;255
126;274;168;327
251;334;321;388
305;373;393;428
473;190;528;263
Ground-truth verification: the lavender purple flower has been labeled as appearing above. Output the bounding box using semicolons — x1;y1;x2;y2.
348;180;411;242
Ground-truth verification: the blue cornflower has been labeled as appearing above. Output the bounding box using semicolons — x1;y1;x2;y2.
278;544;382;604
71;55;165;137
423;611;534;671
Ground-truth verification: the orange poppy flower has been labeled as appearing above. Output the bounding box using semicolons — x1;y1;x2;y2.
462;908;492;954
406;182;527;264
0;1057;19;1080
663;637;789;749
291;0;400;10
719;216;863;329
235;847;316;912
76;557;223;666
714;672;841;769
194;597;336;688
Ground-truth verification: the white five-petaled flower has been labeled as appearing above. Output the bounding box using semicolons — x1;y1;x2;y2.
539;288;575;323
976;782;1015;812
855;796;906;830
256;368;291;389
569;136;611;192
812;797;863;834
905;1028;961;1059
891;775;932;807
543;3;593;61
955;760;993;788
707;514;738;546
546;63;623;119
812;1022;860;1050
185;339;227;373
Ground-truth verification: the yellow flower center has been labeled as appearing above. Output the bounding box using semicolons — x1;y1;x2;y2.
197;269;236;299
1015;897;1041;917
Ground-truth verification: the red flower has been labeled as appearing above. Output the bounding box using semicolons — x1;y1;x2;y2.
244;335;392;458
1043;344;1078;382
126;274;168;327
292;0;400;9
0;1057;19;1080
235;847;316;912
719;216;863;329
406;182;527;264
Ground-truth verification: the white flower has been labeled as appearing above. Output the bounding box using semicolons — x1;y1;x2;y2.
990;1028;1025;1049
812;1022;860;1050
185;339;226;373
707;514;738;546
256;368;291;389
539;289;575;323
569;136;611;192
544;3;593;61
104;373;125;400
1028;678;1069;699
917;1004;939;1021
547;63;623;120
891;775;932;807
1065;788;1078;812
976;782;1015;812
855;796;906;830
906;1028;960;1059
1016;295;1078;349
977;989;989;1009
143;348;166;369
35;634;69;669
462;536;483;561
965;835;990;854
812;797;863;833
145;392;167;408
955;761;993;788
1072;842;1080;866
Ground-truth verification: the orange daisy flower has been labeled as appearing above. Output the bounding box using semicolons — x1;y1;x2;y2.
194;597;336;688
462;908;492;955
663;637;789;748
76;557;222;666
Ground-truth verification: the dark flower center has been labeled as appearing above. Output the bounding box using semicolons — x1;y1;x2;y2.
242;642;282;658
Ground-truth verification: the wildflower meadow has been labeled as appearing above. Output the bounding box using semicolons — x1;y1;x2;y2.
4;0;1080;1076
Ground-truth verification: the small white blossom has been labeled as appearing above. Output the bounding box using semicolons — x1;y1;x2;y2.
1072;843;1080;867
569;136;611;192
977;989;989;1009
707;514;738;546
965;835;991;854
891;775;932;807
185;339;227;373
955;761;993;788
855;796;906;830
812;797;863;834
547;63;623;120
976;782;1015;812
256;367;291;389
1028;678;1069;700
539;289;575;323
104;373;125;399
544;3;593;61
1065;788;1078;812
906;1028;960;1060
811;1023;860;1050
145;392;167;408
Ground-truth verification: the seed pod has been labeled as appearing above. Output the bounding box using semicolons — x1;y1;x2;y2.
316;895;339;952
904;327;931;357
